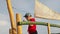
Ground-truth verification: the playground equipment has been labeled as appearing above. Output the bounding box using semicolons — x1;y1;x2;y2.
18;21;60;28
9;29;12;34
16;14;22;34
6;0;60;34
6;0;16;34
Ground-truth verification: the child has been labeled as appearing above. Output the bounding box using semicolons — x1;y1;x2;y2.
24;13;38;34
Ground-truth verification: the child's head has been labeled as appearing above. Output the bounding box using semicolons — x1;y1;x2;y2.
24;13;32;20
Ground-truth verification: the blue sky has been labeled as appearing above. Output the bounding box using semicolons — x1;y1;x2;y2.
0;0;60;34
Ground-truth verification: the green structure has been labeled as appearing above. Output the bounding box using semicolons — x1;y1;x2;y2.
18;21;60;28
51;33;60;34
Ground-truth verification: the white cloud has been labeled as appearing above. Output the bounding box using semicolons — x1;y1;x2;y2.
0;13;8;19
0;20;8;26
0;13;8;26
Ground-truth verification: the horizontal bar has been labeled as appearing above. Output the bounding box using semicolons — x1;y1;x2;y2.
18;21;60;28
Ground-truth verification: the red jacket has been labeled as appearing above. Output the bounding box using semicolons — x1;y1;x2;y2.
28;18;36;33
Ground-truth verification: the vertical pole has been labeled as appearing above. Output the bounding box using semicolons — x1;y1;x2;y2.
6;0;16;34
16;13;22;34
9;29;12;34
47;23;51;34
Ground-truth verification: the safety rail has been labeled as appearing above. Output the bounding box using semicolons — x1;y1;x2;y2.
17;21;60;28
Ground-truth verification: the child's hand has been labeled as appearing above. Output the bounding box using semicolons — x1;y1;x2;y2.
31;25;33;26
29;24;33;26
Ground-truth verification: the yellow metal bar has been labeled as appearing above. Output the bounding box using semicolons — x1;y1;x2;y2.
6;0;16;34
47;23;51;34
16;13;22;34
